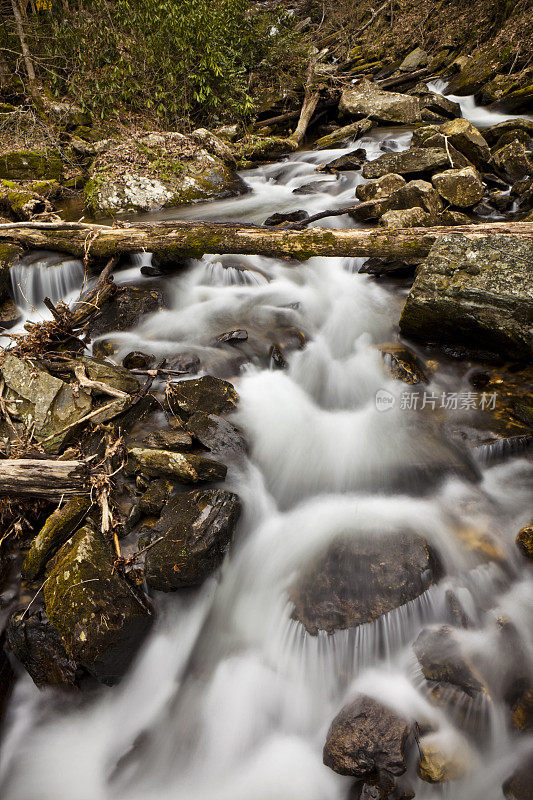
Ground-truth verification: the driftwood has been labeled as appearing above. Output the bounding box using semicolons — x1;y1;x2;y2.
0;459;89;499
1;220;532;263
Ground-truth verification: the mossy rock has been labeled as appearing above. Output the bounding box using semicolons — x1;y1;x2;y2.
44;525;153;684
23;496;92;581
447;44;514;96
165;375;238;420
0;150;63;181
0;179;53;221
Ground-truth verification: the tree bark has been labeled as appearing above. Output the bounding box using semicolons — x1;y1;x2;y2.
10;0;40;104
0;220;532;263
0;459;89;499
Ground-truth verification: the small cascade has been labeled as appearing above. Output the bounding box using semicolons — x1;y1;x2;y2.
10;251;85;310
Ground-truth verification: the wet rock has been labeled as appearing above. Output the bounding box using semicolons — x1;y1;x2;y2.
290;532;440;636
317;149;367;173
356;173;406;202
44;525;153;684
380;207;434;228
413;625;488;698
142;428;193;451
387;179;443;216
123;351;153;370
236;135;298;163
482;119;533;148
143;489;241;590
0;299;22;329
85;131;246;215
436;118;491;169
399;47;428;72
186;412;246;459
323;695;414;781
432;166;484;207
359;258;418;279
0;180;54;221
165;352;201;375
74;357;140;395
0;632;15;725
293;180;338;195
362;148;449;180
400;234;533;360
491;140;533;183
417;735;469;783
0;149;63;181
127;446;227;483
264;210;309;227
516;525;533;559
438;209;471;225
377;343;428;384
7;608;78;688
313;119;374;150
512;688;533;732
410;87;461;120
215;329;248;345
137;479;174;516
165;375;238;420
339;80;421;125
503;751;533;800
87;283;164;337
22;497;91;581
0;354;92;453
511;177;533;214
411;127;472;169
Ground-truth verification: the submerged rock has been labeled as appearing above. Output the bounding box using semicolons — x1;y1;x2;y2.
7;608;78;688
323;695;414;781
87;283;164;336
417;735;469;783
432;166;484;207
339;80;421;124
377;343;428;384
400;234;533;360
44;525;153;684
143;489;241;590
290;532;440;636
166;376;238;420
503;751;533;800
413;625;488;698
23;496;91;580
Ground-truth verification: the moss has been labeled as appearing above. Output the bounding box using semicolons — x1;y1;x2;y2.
0;150;63;181
23;496;91;581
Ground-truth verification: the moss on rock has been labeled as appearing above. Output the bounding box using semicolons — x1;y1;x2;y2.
0;150;63;181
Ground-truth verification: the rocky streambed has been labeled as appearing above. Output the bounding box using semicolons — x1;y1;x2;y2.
0;77;532;800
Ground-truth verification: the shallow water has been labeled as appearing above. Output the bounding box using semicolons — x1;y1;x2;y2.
1;90;532;800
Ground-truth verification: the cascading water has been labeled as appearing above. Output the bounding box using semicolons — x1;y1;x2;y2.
10;251;85;311
0;95;532;800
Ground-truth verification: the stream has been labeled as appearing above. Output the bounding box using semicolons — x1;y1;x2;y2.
0;91;532;800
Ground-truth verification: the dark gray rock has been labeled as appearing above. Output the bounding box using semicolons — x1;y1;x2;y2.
186;411;247;459
7;608;78;688
165;375;238;420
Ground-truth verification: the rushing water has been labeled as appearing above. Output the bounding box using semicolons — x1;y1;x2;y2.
1;91;532;800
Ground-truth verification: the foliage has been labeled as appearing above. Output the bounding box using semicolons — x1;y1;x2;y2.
24;0;308;126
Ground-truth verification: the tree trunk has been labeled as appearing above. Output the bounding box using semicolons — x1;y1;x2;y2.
0;459;89;499
0;220;532;263
10;0;40;104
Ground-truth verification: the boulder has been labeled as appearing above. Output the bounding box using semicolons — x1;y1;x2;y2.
432;166;484;207
0;149;63;181
417;735;469;783
356;173;406;202
7;608;78;688
503;752;533;800
127;447;227;484
264;210;309;227
437;119;491;169
137;479;174;516
380;207;435;228
71;357;140;395
482;119;533;147
410;127;472;169
186;412;247;459
323;695;414;781
22;496;91;580
516;525;533;559
317;149;367;173
491;140;533;183
0;180;54;221
0;632;15;725
447;45;513;96
44;525;153;684
399;47;428;72
362;148;449;180
143;489;241;590
387;179;443;215
400;234;533;360
142;428;194;452
236;135;298;164
313;119;374;150
339;80;421;124
413;626;488;698
165;375;238;420
123;351;153;370
410;87;461;120
45;101;91;129
290;532;440;636
86;283;164;337
0;299;22;329
85;131;247;215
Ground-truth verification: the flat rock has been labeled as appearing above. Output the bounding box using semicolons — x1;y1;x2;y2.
339;80;421;125
127;446;227;483
432;166;484;207
362;148;449;180
166;375;238;420
399;234;533;360
290;532;440;636
143;488;241;590
142;428;194;451
186;411;246;459
313;119;374;150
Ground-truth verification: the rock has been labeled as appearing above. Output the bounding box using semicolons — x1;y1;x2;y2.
411;127;473;169
362;148;449;180
503;752;533;800
313;119;374;150
0;299;22;329
432;166;484;207
380;207;435;228
482;119;533;147
186;412;247;459
399;47;428;72
85;131;247;215
411;87;461;120
512;689;533;732
317;149;367;173
127;447;227;483
165;352;201;374
22;497;91;581
413;625;488;698
293;180;338;195
339;80;421;125
447;45;513;96
123;351;153;370
143;489;241;590
359;258;418;279
0;632;15;725
87;283;164;337
189;128;236;165
399;234;533;360
0;149;63;181
356;173;406;202
236;135;298;163
491;140;533;183
290;532;440;636
7;608;78;688
45;101;91;129
516;525;533;559
377;343;428;384
137;479;174;516
44;525;153;684
75;357;141;395
165;375;238;420
511;177;533;214
0;179;54;221
215;329;248;345
417;735;469;783
437;118;491;169
323;695;414;781
438;209;471;225
264;210;309;227
387;179;443;215
142;428;194;451
0;354;92;453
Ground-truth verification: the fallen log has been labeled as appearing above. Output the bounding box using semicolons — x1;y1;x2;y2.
1;221;532;262
0;459;89;499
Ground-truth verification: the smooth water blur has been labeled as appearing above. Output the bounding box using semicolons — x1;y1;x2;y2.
1;100;532;800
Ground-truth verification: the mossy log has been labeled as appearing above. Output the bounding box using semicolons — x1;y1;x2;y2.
0;459;89;499
0;220;532;263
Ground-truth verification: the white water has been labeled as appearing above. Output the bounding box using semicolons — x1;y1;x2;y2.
1;101;532;800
